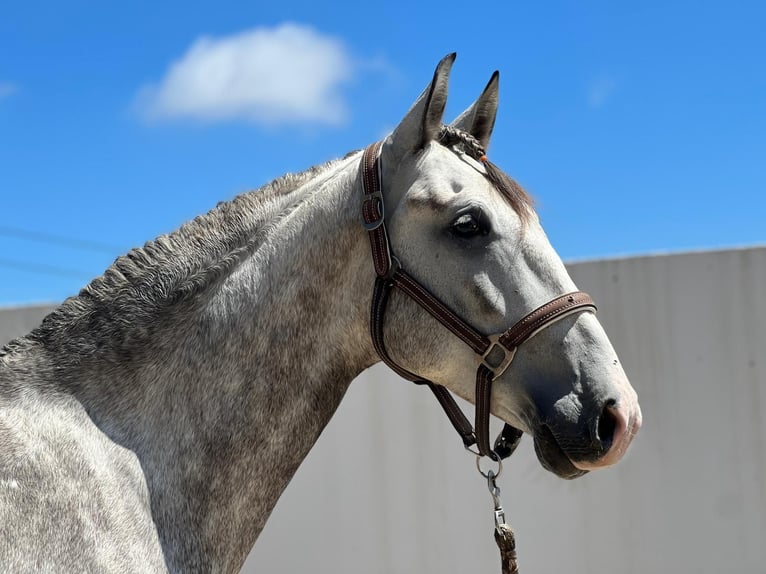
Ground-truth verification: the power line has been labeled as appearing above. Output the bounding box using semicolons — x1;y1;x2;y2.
0;225;122;254
0;257;91;279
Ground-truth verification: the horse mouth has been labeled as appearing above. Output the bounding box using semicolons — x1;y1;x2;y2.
532;425;589;480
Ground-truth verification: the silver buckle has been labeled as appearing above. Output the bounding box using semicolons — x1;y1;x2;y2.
480;335;516;378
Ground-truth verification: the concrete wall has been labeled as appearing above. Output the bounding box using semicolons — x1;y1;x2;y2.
2;247;764;573
0;304;56;343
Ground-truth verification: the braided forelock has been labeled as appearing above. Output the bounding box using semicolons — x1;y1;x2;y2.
437;125;486;158
437;126;534;223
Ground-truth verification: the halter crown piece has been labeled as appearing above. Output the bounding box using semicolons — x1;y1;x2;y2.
360;140;598;461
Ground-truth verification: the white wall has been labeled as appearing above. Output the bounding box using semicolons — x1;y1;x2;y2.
3;247;764;573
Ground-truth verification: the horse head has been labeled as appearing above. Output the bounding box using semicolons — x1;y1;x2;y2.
374;54;641;479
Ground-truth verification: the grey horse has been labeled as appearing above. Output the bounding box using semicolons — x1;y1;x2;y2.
0;54;640;573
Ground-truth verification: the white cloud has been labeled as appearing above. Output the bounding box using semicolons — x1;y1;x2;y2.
137;23;354;126
0;82;18;98
587;77;617;109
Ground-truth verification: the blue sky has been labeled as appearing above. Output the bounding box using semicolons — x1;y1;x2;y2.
1;0;763;305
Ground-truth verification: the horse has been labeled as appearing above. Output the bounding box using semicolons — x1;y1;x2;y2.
0;54;641;573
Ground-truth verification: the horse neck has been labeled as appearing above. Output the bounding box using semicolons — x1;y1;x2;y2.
58;152;377;570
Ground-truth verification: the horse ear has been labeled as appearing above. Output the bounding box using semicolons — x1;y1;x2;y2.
386;53;456;161
450;71;499;150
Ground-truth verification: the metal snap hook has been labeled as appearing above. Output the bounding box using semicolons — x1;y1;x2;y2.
486;469;507;531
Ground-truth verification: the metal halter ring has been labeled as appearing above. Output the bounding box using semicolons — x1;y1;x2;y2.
476;453;503;480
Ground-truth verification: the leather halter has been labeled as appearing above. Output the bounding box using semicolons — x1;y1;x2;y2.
361;141;597;460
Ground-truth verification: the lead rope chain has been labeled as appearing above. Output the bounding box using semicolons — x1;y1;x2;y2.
478;458;519;573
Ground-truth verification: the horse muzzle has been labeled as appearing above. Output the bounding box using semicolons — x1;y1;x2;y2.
571;398;642;471
531;384;642;479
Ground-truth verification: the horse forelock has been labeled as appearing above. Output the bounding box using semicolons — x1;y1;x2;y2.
2;157;348;357
436;126;534;223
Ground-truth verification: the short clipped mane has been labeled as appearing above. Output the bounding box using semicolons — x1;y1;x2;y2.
2;157;348;357
4;130;530;360
437;125;534;222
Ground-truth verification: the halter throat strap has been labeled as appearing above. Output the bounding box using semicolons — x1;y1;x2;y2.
360;141;597;460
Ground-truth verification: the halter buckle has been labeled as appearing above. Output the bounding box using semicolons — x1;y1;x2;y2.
361;191;385;231
480;335;517;378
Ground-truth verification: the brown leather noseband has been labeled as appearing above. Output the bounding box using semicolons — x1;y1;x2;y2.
361;141;597;460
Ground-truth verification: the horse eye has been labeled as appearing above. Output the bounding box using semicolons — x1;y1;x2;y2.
450;212;487;238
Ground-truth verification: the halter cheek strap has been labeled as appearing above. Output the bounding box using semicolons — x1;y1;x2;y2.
361;141;597;460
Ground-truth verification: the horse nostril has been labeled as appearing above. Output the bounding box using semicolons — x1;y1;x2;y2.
597;399;617;452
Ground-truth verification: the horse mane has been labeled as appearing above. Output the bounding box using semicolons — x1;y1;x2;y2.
2;157;349;358
437;126;534;222
3;130;529;359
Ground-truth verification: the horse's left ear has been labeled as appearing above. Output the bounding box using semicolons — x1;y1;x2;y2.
450;71;499;150
386;53;456;163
